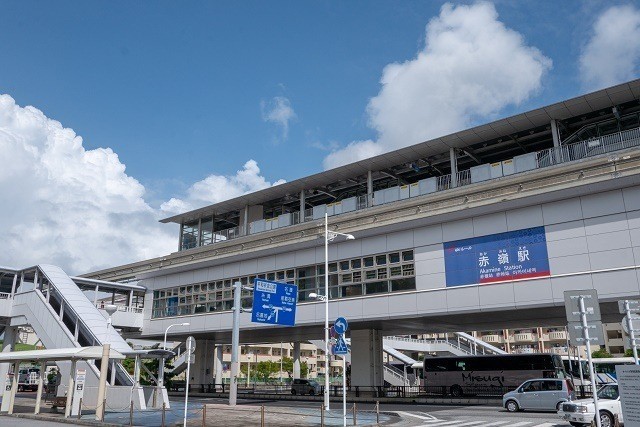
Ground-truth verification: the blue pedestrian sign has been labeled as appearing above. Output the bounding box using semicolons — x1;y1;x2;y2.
333;336;349;355
251;279;298;327
333;317;348;335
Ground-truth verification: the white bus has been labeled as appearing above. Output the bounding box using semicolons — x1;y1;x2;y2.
562;356;635;385
418;354;567;396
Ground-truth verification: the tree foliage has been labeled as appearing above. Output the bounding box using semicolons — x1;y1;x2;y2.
591;349;613;358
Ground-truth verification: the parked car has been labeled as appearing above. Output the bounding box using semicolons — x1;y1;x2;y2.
291;379;321;395
558;384;622;427
503;378;574;412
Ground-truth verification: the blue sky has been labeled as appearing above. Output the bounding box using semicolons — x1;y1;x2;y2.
1;1;639;273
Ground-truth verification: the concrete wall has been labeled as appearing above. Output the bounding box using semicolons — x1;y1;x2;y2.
140;185;640;338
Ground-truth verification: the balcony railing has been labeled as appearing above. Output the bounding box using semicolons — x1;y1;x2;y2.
481;334;502;343
549;347;568;355
513;347;536;354
548;331;567;341
513;333;537;342
186;126;640;249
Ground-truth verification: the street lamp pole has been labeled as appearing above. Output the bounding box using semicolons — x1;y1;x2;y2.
163;322;191;351
324;212;330;411
322;213;354;411
160;322;190;392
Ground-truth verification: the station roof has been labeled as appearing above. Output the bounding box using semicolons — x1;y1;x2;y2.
161;79;640;225
0;346;125;362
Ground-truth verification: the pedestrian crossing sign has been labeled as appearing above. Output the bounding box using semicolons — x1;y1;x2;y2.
332;335;348;355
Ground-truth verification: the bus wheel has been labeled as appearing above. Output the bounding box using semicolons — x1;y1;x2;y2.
450;385;463;397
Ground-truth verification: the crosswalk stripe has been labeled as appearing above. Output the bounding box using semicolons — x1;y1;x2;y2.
531;424;557;427
509;422;534;427
478;422;515;426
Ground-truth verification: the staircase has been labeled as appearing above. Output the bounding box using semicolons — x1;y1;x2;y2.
3;265;147;409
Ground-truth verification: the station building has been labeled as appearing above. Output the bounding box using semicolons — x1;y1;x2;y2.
80;78;640;387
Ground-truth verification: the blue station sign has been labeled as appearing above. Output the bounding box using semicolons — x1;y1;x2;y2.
443;226;550;287
251;279;298;326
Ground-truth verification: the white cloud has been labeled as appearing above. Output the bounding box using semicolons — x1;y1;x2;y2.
261;96;296;140
579;4;640;91
0;95;284;274
160;160;286;215
0;94;175;274
323;1;552;169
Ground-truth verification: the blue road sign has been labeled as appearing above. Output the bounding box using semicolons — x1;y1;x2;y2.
333;336;349;355
251;279;298;327
334;317;348;335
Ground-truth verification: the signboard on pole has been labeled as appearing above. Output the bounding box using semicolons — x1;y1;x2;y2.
564;289;601;323
619;300;640;314
251;279;298;326
564;290;604;345
333;336;349;355
334;317;348;335
71;368;86;416
615;365;640;426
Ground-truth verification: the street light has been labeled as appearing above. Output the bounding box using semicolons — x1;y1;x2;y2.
320;212;355;411
163;322;191;350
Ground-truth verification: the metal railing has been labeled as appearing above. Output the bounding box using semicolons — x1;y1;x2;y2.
95;303;143;313
187;126;640;248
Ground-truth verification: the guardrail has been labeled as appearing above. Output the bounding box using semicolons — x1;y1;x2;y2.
170;383;524;399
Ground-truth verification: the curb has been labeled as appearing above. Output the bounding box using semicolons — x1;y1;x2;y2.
0;412;123;426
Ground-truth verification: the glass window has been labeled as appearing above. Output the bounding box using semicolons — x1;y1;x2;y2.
328;263;338;273
389;266;402;277
200;217;214;246
287;270;295;279
181;220;199;250
267;272;275;280
402;251;414;262
391;278;416;292
339;261;350;271
340;284;362;298
378;268;388;279
389;252;400;264
363;257;374;267
340;273;352;284
376;255;387;265
365;270;377;280
351;259;361;269
277;271;285;280
365;281;389;295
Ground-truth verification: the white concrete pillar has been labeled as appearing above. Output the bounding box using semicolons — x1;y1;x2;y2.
64;360;77;418
214;345;223;390
10;274;17;296
243;205;249;236
450;148;458;188
299;191;306;221
551;119;561;148
0;326;17;392
34;360;47;414
350;329;384;387
367;171;373;206
293;342;301;379
192;339;214;385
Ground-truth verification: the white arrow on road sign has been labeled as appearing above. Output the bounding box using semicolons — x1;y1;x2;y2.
334;317;348;335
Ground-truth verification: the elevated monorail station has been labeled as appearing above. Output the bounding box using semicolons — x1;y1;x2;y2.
1;79;640;392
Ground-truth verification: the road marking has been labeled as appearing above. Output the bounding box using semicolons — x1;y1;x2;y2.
509;423;535;427
418;420;493;427
530;424;557;427
479;422;516;426
396;411;441;421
